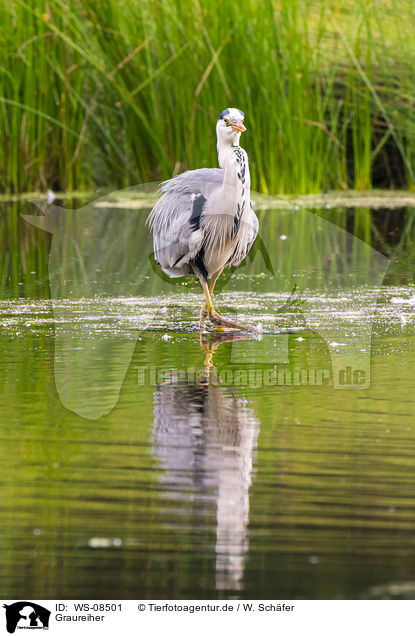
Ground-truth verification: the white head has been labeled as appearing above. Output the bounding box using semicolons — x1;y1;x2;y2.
216;108;246;148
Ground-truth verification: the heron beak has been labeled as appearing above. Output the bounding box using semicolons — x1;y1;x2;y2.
231;120;246;133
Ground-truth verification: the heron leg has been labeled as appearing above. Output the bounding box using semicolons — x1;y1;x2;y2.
209;266;224;296
199;267;224;328
198;275;256;332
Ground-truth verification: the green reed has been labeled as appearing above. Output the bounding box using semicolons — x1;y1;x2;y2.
1;0;415;196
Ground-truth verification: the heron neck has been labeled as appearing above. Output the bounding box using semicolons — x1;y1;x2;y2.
217;140;247;186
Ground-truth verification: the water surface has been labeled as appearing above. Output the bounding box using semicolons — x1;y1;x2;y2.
1;200;415;599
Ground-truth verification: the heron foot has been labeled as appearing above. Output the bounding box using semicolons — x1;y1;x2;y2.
208;309;257;332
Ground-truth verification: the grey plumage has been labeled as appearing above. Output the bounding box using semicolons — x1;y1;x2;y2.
147;168;225;277
147;167;258;278
160;167;224;196
146;107;258;330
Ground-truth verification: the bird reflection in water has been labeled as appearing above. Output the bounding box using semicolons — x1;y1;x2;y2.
151;331;261;592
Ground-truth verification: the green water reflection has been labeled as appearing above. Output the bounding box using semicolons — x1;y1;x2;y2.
0;198;415;599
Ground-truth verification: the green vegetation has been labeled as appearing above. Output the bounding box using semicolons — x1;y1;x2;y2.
1;0;415;194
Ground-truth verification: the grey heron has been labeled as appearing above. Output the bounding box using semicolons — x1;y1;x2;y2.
147;108;258;331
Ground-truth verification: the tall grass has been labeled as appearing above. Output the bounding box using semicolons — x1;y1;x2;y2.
1;0;415;195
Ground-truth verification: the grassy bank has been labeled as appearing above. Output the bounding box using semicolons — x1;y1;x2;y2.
1;0;415;194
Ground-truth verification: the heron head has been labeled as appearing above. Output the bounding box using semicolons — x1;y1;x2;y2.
216;108;246;144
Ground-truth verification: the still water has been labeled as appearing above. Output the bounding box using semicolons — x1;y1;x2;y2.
1;197;415;599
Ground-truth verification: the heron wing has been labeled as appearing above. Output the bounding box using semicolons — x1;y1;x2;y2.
147;168;223;276
160;168;224;197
